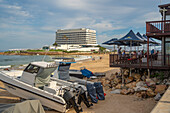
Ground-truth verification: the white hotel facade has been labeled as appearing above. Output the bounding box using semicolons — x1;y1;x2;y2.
54;28;99;51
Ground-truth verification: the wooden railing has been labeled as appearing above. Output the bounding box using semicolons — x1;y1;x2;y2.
110;54;170;69
146;20;170;35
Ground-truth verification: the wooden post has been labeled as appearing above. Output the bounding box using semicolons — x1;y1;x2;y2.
147;36;150;78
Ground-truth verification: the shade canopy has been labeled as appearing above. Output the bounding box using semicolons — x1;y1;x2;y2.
143;34;160;44
102;38;126;46
136;32;147;43
117;30;144;42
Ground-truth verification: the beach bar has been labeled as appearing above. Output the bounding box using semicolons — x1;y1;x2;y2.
110;3;170;70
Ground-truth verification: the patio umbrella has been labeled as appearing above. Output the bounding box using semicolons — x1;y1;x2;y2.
136;32;147;51
102;38;127;53
116;30;144;55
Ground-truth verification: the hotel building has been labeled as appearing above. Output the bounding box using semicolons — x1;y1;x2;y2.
55;28;97;45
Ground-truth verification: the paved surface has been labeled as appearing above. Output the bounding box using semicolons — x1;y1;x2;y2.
151;86;170;113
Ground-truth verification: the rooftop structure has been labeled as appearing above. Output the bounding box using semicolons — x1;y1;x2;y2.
55;28;97;45
109;3;170;70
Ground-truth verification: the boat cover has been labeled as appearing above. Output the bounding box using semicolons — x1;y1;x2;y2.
35;67;56;87
0;100;45;113
58;63;71;80
94;82;105;100
86;83;98;103
80;69;93;78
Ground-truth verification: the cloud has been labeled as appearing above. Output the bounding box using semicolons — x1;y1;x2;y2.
0;4;32;17
91;21;126;33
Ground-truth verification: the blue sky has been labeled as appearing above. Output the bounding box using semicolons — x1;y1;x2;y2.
0;0;169;50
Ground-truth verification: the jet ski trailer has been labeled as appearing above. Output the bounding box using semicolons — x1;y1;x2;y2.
0;61;84;113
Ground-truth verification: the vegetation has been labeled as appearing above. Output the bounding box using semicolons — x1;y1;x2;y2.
150;71;164;80
96;45;106;52
53;42;58;47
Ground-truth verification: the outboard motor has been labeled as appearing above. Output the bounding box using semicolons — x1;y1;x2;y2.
77;86;93;108
63;91;82;113
94;82;105;100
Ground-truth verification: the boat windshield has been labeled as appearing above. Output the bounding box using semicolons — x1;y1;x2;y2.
24;64;40;74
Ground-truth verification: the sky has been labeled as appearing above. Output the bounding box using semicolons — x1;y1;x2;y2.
0;0;169;50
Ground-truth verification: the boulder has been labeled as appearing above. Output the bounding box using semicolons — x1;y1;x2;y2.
112;87;116;91
125;76;134;84
135;91;147;98
111;89;121;94
147;88;155;97
155;85;167;94
115;84;122;89
127;88;135;94
126;82;136;89
134;86;148;92
146;79;156;87
121;89;129;95
132;73;141;80
136;81;145;87
154;93;161;101
114;78;122;84
124;69;129;76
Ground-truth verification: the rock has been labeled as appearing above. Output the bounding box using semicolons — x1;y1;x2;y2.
127;88;135;94
135;91;147;98
141;75;146;81
126;82;136;89
136;81;145;87
110;74;116;80
146;79;156;87
121;89;129;95
111;89;121;94
125;76;134;84
105;77;110;80
115;84;122;89
147;88;155;97
114;78;122;84
152;77;158;83
155;85;167;94
141;91;147;98
134;86;148;92
112;87;116;91
132;73;141;80
154;93;161;101
124;69;129;76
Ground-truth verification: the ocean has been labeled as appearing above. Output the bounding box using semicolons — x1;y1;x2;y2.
0;55;81;66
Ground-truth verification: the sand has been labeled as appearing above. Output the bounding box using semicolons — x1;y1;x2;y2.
0;54;157;113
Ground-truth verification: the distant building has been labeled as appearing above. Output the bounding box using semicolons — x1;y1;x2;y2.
55;28;97;45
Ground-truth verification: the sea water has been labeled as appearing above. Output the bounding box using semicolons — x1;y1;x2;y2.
0;55;53;66
0;55;90;67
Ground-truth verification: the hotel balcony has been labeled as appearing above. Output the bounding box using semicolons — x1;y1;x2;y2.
146;20;170;38
109;54;170;69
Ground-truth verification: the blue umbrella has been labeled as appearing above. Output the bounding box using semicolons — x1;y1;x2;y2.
116;30;144;52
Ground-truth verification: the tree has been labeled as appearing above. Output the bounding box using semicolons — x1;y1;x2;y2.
53;42;58;49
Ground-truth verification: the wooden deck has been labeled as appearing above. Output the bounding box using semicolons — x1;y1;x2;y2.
110;54;170;69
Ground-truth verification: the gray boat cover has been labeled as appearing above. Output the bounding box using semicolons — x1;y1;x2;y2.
0;100;45;113
58;64;71;81
35;68;56;87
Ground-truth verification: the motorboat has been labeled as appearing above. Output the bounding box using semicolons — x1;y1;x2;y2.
52;59;105;103
0;61;88;113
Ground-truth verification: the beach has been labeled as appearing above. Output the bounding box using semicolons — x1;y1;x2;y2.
0;54;157;113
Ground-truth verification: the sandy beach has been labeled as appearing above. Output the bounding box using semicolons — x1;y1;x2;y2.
0;54;157;113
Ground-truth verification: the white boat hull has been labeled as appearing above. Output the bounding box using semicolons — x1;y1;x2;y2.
0;72;67;113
